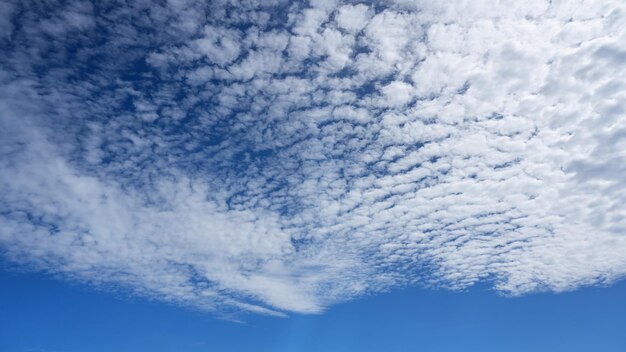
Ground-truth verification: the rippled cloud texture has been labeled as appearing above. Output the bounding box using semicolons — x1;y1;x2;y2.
1;0;626;316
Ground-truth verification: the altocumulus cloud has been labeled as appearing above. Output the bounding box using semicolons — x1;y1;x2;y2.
1;0;626;316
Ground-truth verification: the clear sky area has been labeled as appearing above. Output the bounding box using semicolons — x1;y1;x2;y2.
1;270;626;352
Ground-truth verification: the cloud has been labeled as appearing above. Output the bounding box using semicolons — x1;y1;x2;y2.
335;4;371;34
1;0;626;316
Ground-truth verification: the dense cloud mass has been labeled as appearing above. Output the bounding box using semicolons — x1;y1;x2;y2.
1;0;626;316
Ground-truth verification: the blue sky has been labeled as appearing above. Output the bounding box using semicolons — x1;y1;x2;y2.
2;270;626;352
1;0;626;350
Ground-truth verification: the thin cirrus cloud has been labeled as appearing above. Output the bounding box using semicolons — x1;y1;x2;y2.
0;0;625;316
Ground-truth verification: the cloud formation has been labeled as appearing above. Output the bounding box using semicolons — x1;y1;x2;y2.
1;0;626;315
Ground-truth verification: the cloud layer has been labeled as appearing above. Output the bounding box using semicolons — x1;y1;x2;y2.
1;0;626;315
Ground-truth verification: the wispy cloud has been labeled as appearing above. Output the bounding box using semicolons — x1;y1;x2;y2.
1;0;625;316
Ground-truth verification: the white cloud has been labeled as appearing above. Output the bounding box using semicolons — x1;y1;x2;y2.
335;4;371;33
1;0;626;317
192;26;242;66
381;81;414;107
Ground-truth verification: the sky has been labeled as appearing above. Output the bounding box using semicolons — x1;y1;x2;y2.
2;269;626;352
0;0;625;350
